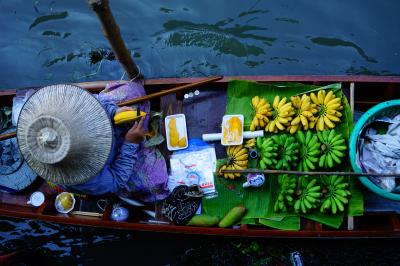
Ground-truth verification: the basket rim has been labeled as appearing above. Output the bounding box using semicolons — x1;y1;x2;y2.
349;99;400;201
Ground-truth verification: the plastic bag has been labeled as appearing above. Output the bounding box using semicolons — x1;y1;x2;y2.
358;115;400;192
12;89;35;126
167;139;217;198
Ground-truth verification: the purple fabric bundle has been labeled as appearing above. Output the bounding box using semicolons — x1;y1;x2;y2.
99;81;169;202
98;81;151;129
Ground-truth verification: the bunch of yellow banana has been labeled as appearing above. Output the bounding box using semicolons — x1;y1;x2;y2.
287;95;318;134
250;96;272;131
217;145;248;179
265;96;295;133
309;90;343;131
244;138;256;149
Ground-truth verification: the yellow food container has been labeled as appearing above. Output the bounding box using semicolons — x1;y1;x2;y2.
221;114;244;146
165;114;188;151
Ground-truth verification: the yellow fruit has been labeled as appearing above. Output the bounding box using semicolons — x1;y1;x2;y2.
114;110;146;125
178;137;187;147
223;116;243;144
287;95;317;133
218;145;248;180
309;90;343;131
58;193;73;210
250;96;272;131
266;96;295;133
168;118;180;147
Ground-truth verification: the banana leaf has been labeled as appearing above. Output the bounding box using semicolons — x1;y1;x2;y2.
203;80;363;230
259;216;300;231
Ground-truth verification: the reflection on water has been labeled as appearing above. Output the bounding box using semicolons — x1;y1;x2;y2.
0;218;124;260
29;11;69;30
153;16;275;57
0;0;399;88
275;17;300;24
310;37;378;63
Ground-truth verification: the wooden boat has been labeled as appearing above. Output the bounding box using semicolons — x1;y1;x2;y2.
1;75;400;238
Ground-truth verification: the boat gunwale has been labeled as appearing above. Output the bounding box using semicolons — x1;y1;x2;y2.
0;207;399;238
1;75;400;96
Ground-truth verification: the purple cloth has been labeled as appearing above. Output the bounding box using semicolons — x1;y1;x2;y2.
98;81;151;129
98;81;169;202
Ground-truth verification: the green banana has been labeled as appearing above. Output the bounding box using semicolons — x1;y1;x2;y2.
274;174;298;212
294;178;321;214
270;134;299;170
296;130;321;172
320;175;351;214
257;137;279;169
317;129;347;169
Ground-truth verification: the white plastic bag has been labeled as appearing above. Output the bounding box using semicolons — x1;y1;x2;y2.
12;89;35;126
167;139;217;198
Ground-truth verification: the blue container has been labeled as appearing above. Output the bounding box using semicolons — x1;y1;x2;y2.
349;100;400;201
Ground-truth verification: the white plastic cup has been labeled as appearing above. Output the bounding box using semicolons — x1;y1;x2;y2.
27;191;45;207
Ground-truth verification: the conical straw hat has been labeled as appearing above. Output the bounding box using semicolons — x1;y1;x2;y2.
17;84;113;185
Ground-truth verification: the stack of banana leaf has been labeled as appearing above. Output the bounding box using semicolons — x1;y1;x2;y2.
203;80;364;230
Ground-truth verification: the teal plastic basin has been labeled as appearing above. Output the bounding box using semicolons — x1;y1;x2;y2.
349;100;400;201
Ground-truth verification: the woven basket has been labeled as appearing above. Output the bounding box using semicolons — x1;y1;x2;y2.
349;100;400;201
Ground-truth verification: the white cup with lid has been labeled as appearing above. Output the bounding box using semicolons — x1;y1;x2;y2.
27;191;45;207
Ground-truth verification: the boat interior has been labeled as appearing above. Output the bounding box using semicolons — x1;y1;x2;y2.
1;75;400;237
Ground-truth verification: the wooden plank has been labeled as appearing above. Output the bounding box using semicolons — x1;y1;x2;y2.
2;75;400;92
391;214;400;232
159;94;183;162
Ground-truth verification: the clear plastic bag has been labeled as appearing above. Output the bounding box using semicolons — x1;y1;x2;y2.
167;139;218;198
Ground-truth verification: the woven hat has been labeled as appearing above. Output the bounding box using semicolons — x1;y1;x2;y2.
17;84;113;185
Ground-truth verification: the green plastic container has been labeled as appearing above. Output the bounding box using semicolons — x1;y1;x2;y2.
349;100;400;201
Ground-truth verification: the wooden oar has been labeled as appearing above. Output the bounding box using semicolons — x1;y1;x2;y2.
0;76;222;141
222;168;400;178
117;76;222;106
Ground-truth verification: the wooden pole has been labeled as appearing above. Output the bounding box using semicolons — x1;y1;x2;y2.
222;168;400;178
0;76;223;141
117;76;222;106
0;131;16;141
88;0;140;79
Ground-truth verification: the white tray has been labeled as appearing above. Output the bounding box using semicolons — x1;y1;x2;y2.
221;114;244;146
165;114;188;151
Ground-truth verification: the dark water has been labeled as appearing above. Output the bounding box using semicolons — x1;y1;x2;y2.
1;0;400;264
1;0;400;89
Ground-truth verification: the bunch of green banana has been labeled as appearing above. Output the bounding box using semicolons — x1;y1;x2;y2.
250;96;272;131
274;174;297;212
309;90;343;131
271;134;299;170
296;130;320;171
287;95;318;134
317;129;347;168
265;96;295;133
218;145;248;179
320;175;351;214
294;179;322;214
256;137;278;170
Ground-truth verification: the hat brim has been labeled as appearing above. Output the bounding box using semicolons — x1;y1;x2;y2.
17;84;113;185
